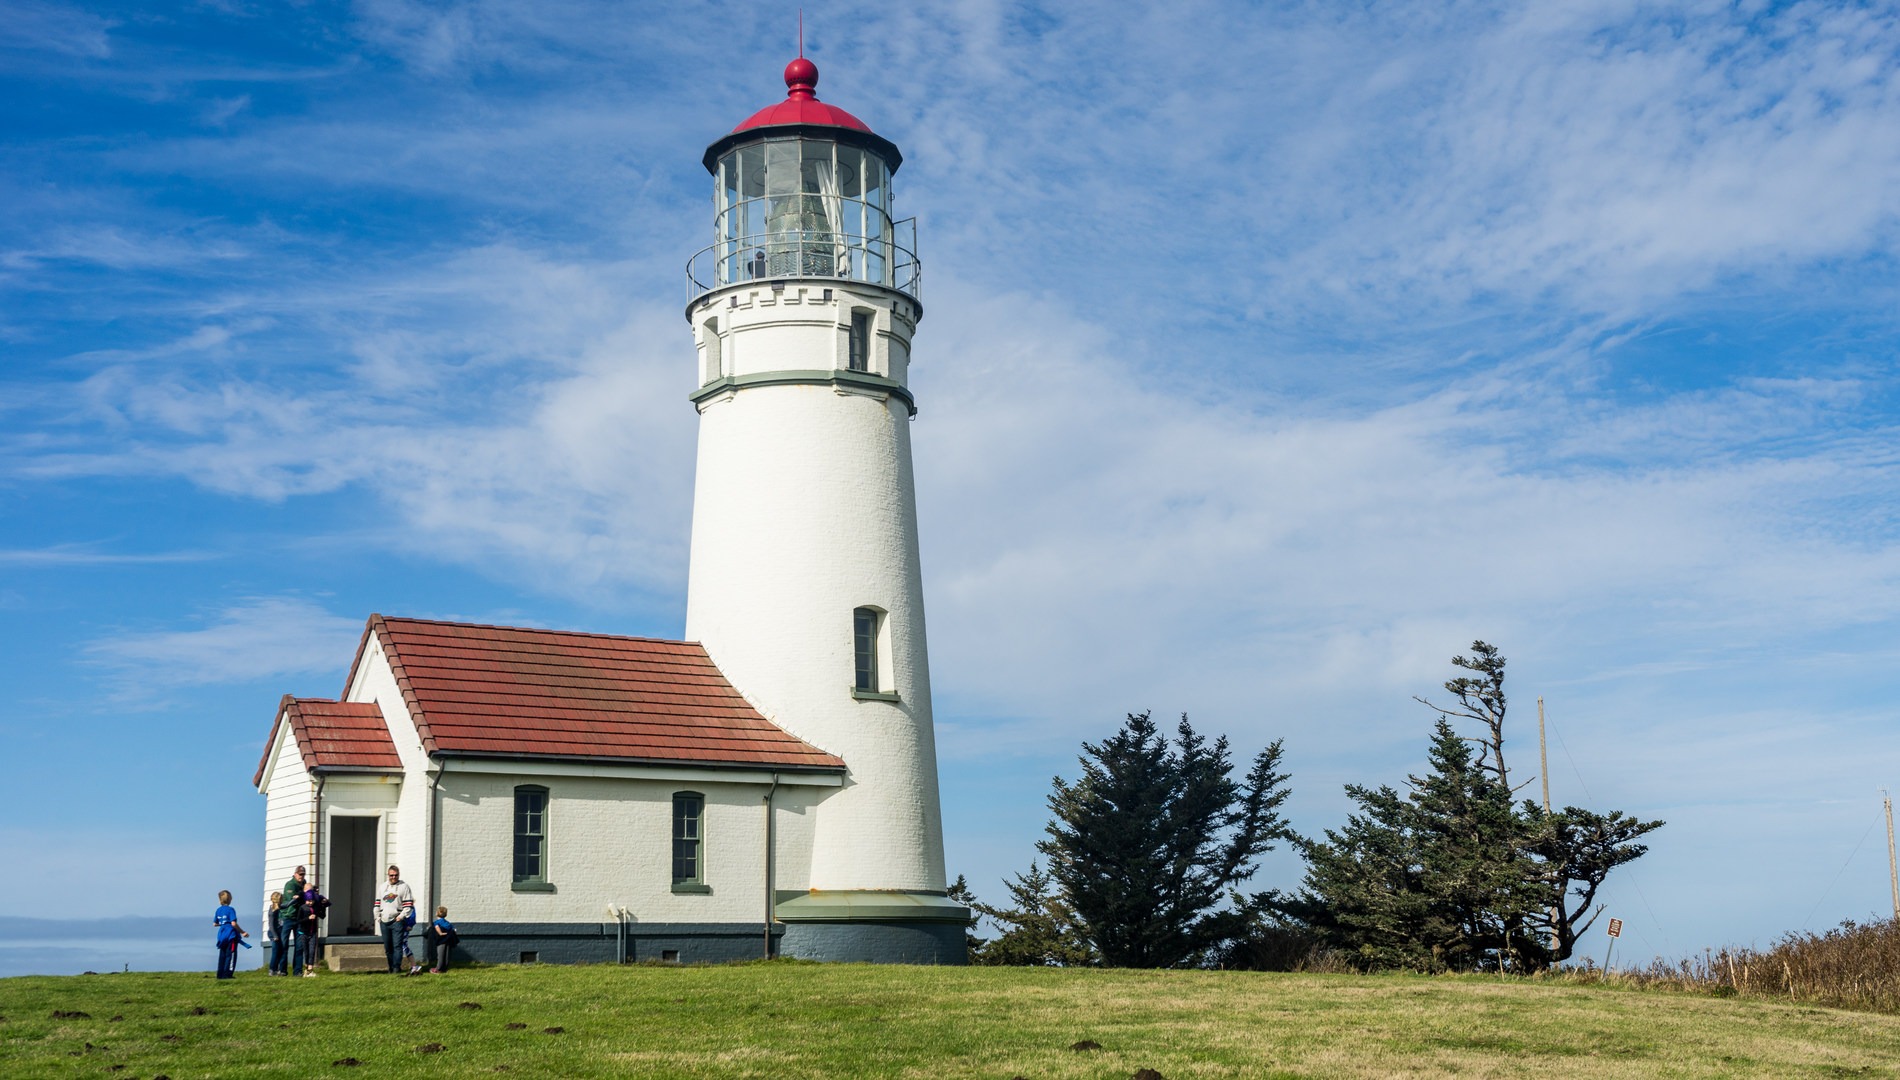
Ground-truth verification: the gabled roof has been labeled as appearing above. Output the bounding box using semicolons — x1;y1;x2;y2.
253;696;402;787
344;615;844;773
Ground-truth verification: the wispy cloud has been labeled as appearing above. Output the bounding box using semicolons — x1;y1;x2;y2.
85;597;364;692
0;544;215;566
1;0;113;60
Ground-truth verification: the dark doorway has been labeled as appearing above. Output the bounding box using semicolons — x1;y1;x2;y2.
328;817;380;936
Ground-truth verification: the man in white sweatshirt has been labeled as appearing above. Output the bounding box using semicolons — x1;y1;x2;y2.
374;864;416;974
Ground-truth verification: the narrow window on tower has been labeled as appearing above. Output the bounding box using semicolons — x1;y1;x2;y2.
513;785;549;889
672;792;707;892
701;318;723;384
847;310;873;372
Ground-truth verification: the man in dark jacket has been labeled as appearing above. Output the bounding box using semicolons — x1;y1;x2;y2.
278;866;308;975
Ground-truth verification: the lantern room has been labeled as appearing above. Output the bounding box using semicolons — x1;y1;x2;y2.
688;58;920;303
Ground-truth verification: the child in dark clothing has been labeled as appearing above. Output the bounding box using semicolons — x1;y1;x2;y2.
300;886;331;976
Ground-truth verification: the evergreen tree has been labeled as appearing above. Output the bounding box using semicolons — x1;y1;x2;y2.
1038;711;1292;968
957;863;1096;966
1294;643;1662;972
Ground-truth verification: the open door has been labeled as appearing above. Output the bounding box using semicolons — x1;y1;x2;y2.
327;816;381;937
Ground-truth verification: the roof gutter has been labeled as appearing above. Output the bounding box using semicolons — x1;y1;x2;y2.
429;750;845;775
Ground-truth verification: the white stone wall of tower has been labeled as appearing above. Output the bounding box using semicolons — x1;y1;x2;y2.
684;287;946;895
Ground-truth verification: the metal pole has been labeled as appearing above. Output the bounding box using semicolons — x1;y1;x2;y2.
1538;697;1551;814
1885;790;1898;921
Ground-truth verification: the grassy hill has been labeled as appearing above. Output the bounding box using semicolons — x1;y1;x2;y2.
3;962;1897;1078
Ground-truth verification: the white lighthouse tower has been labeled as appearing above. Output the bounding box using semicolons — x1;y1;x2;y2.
682;56;965;962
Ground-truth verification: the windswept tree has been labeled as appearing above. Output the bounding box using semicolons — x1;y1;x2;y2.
955;864;1096;967
1295;642;1662;972
1037;711;1293;968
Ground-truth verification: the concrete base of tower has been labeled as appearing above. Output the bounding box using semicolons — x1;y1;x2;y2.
774;890;970;965
778;920;967;964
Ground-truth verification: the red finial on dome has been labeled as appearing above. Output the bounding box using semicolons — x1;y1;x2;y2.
725;54;878;138
785;57;818;100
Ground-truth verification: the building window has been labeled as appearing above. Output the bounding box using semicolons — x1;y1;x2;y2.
514;785;548;885
854;606;881;691
848;310;872;372
702;318;723;383
672;792;704;885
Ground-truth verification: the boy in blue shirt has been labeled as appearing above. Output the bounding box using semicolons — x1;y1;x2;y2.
213;890;250;979
424;906;459;973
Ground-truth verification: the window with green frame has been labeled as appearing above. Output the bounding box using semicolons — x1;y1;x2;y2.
514;785;548;884
853;606;880;691
672;792;704;885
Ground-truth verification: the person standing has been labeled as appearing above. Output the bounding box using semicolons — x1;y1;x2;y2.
423;906;459;973
374;864;414;974
264;891;284;974
278;866;309;975
300;882;330;977
213;890;248;979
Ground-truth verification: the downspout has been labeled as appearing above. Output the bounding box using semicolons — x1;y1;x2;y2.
309;775;325;882
311;776;325;962
427;760;444;920
762;771;779;959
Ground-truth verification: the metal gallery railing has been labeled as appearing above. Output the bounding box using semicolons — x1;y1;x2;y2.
686;225;921;306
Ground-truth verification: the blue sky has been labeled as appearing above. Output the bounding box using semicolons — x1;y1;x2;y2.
4;0;1900;966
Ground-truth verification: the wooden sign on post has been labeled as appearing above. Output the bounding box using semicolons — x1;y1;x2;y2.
1602;917;1622;972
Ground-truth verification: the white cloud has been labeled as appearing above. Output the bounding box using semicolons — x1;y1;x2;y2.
1;0;113;59
86;597;364;692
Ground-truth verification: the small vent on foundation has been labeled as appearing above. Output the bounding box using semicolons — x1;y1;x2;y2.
661;949;680;963
519;951;539;964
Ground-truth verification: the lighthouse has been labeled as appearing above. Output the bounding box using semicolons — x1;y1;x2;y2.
682;56;965;963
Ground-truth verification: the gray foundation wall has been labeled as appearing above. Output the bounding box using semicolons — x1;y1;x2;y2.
443;919;967;966
778;920;967;965
454;922;779;966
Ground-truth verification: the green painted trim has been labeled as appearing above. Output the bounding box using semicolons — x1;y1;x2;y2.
850;688;900;703
671;882;713;895
513;784;550;888
672;791;705;887
689;370;917;417
775;890;972;924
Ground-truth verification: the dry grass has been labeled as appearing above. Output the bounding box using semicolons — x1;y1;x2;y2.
1547;917;1900;1016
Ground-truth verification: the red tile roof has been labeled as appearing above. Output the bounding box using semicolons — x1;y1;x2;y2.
253;696;402;787
347;615;844;772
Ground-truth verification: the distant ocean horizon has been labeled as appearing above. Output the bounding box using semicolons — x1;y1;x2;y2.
0;917;230;978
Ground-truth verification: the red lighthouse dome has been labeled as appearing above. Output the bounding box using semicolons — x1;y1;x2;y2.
702;57;901;174
731;58;875;135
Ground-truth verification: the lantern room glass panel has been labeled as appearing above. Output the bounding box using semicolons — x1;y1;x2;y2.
708;137;900;290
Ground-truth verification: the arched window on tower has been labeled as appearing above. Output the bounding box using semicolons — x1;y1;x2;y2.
851;606;895;700
701;318;723;383
847;310;873;373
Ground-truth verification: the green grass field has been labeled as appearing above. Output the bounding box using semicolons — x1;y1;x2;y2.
3;962;1897;1078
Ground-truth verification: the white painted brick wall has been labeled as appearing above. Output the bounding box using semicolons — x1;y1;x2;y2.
684;283;947;895
435;772;822;923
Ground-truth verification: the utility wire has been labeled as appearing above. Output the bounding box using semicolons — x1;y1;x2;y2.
1545;705;1672;955
1801;810;1882;931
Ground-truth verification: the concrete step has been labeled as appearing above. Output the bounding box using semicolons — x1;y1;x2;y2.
327;943;388;973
